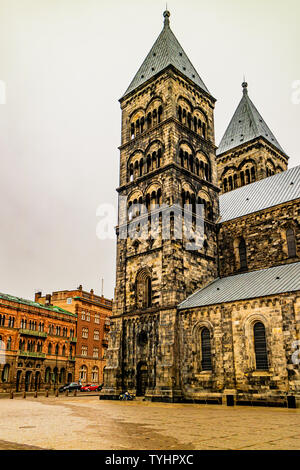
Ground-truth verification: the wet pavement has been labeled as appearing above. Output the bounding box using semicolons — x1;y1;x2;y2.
0;396;299;450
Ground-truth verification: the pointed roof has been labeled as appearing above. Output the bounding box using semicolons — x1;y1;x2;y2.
123;10;210;98
217;82;285;156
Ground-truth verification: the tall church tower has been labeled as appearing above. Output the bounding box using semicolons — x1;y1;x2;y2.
102;11;219;401
217;82;288;193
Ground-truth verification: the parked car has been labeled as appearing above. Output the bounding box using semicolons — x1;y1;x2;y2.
80;383;102;392
63;382;82;392
58;383;70;393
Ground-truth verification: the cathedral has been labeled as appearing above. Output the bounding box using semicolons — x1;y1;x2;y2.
101;11;300;406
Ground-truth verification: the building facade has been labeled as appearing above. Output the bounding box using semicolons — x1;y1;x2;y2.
0;292;77;392
102;11;300;405
36;286;112;384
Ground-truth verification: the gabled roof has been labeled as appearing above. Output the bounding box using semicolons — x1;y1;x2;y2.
219;164;300;222
0;292;77;317
178;262;300;310
123;11;210;98
217;82;285;156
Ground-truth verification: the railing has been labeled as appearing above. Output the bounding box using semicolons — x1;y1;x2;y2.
19;329;47;338
18;350;46;358
69;336;77;343
68;356;75;361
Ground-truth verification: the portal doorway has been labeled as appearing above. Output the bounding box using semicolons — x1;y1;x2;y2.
136;362;148;396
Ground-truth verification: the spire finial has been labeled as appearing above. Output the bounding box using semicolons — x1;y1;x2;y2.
242;80;248;94
163;9;170;27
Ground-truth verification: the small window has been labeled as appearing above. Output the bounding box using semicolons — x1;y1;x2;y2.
286;228;297;258
239;238;247;270
254;322;268;370
95;314;100;324
93;348;99;358
67;298;72;305
201;328;212;371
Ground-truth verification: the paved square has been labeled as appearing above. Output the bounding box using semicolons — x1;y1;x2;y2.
0;396;299;450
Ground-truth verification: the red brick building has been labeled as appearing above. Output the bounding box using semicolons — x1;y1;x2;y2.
0;292;77;392
36;286;112;384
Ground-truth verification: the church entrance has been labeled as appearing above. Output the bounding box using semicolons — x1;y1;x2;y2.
136;362;148;396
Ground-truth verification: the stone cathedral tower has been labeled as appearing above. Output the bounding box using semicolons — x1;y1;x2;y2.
102;11;220;401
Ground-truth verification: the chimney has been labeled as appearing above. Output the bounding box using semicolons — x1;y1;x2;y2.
35;292;42;302
45;294;51;305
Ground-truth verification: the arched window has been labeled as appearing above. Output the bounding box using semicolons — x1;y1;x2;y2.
48;343;52;355
201;328;212;371
239;238;247;270
7;337;11;351
55;344;59;356
136;270;152;308
62;345;66;356
79;365;87;382
2;364;10;383
178;106;182;122
286;228;297;258
92;366;99;382
254;322;268;370
59;368;66;384
45;367;51;383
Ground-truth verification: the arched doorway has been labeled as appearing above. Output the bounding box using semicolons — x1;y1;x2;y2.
35;372;41;391
25;371;32;392
136;362;148;396
16;370;22;392
67;372;72;383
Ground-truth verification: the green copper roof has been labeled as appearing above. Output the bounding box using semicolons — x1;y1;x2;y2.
0;292;77;317
217;82;285;156
123;11;210;98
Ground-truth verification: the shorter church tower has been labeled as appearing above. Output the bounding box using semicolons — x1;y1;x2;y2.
217;82;288;193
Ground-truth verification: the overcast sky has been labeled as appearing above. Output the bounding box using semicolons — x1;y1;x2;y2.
0;0;299;301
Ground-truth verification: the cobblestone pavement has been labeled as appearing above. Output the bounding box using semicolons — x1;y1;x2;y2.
0;396;299;450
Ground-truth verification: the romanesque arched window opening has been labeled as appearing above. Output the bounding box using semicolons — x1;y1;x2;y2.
254;322;268;370
201;328;212;371
239;238;247;270
136;270;152;309
286;228;297;258
223;178;228;192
